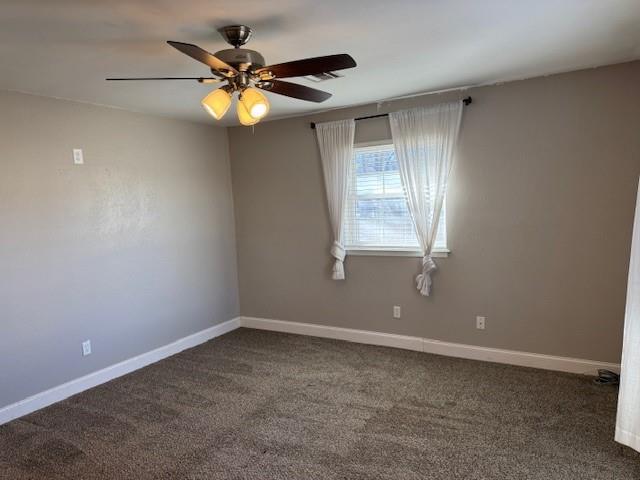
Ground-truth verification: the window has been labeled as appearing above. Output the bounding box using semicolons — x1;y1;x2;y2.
343;143;447;254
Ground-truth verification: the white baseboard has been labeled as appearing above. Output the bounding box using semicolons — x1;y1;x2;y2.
239;316;620;376
420;337;620;375
0;317;241;426
241;316;424;352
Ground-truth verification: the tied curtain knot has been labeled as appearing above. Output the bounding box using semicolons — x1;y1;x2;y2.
330;241;346;280
416;254;437;296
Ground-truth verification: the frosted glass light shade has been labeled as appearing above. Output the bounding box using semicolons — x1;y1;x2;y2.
240;87;270;120
237;99;259;126
201;88;232;119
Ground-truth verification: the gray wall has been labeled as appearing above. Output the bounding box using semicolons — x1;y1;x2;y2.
229;61;640;364
0;91;239;408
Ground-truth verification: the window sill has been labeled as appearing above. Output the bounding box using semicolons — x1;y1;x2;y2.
346;248;450;258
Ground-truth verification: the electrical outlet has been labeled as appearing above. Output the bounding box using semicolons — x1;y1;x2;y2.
73;148;84;165
476;316;486;330
82;340;92;356
393;305;401;319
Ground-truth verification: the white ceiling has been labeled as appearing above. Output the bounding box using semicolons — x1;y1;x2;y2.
1;0;639;126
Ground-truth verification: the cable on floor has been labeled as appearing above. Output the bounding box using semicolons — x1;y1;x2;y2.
594;369;620;386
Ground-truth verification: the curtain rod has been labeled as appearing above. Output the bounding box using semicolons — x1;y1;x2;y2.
310;96;472;130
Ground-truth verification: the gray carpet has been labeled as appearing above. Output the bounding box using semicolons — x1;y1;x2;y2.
1;328;638;479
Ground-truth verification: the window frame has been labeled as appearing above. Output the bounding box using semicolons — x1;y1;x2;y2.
344;140;450;258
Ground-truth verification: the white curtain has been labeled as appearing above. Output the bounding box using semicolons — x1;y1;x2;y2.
315;119;356;280
389;101;463;296
616;178;640;452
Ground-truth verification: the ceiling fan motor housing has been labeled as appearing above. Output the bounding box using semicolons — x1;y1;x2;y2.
214;48;266;73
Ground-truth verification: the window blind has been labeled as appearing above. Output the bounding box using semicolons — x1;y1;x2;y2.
343;144;447;251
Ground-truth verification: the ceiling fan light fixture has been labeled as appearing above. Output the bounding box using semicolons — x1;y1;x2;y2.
240;87;270;120
201;88;232;119
237;98;260;126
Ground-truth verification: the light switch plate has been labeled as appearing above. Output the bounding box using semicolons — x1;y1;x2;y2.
82;340;92;356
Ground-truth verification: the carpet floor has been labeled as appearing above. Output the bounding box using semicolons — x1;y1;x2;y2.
1;328;638;479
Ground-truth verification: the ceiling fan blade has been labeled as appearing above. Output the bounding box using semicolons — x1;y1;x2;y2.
259;80;332;103
167;41;238;77
106;77;221;84
256;54;356;79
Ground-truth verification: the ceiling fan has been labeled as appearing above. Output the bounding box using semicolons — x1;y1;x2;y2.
107;25;357;125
